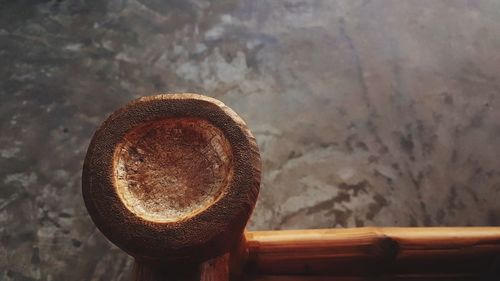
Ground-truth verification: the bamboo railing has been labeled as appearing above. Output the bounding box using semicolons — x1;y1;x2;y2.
81;94;500;281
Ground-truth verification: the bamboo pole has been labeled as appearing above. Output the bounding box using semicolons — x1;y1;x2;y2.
247;273;481;281
245;227;500;277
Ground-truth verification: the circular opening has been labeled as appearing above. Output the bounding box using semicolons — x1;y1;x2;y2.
113;118;234;222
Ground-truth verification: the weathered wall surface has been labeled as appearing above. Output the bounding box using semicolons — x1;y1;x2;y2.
1;0;500;280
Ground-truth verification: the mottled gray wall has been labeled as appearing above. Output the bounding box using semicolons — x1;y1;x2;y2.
1;0;500;280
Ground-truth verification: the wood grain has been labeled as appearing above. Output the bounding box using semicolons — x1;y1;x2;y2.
114;117;234;223
201;254;230;281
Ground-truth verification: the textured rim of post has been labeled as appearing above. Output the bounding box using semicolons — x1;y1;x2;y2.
82;93;261;262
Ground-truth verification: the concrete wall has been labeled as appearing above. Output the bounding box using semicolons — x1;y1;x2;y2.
1;1;500;280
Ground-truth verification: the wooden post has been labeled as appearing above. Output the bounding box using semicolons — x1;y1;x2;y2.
131;254;229;281
82;94;261;280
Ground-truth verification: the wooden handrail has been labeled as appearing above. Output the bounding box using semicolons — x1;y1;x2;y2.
245;227;500;278
81;94;500;280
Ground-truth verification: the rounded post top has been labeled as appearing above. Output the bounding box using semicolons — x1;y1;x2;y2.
82;93;261;262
